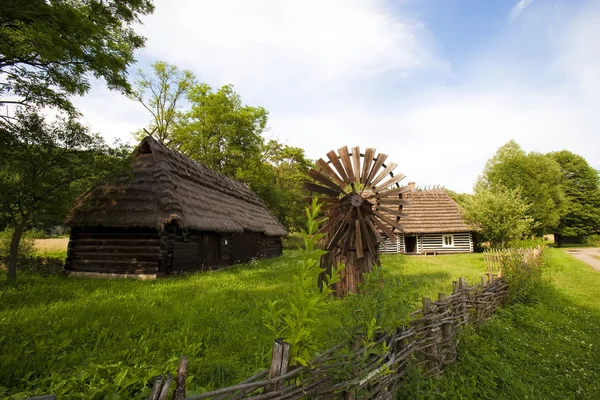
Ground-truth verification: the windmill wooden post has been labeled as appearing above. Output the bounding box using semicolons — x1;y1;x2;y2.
304;146;409;297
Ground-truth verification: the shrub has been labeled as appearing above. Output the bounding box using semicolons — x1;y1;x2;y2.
0;229;36;259
498;246;545;303
587;234;600;246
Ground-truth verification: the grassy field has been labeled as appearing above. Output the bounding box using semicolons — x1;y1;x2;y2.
402;248;600;399
2;248;597;399
0;251;486;399
33;238;69;260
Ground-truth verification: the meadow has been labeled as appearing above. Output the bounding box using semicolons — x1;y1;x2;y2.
401;248;600;399
0;250;486;399
1;248;598;399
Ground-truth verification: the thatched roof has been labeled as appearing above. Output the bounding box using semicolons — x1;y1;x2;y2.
66;136;287;236
398;189;472;234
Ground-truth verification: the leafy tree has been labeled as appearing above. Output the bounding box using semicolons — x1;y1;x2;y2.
262;140;313;231
0;0;154;116
129;61;196;144
0;110;128;281
174;83;268;177
462;185;533;248
478;140;565;235
549;150;600;242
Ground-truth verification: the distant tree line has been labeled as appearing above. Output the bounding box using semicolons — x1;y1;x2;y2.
456;141;600;248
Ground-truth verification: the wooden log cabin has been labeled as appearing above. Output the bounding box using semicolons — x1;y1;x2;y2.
379;185;474;255
65;136;287;277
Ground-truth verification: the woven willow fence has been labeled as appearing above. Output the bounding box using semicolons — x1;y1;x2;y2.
145;272;509;400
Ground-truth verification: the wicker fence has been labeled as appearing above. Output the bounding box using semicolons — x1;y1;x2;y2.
146;272;508;400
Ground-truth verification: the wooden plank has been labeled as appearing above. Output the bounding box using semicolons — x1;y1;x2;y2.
72;252;159;262
338;146;355;183
355;220;364;259
351;146;361;184
365;215;384;243
374;198;411;206
372;210;406;232
367;185;410;199
364;152;388;187
375;206;410;218
361;148;375;185
315;158;346;187
370;162;398;187
303;182;342;197
307;169;344;193
70;245;161;253
328;207;354;250
326;150;350;184
373;173;406;192
370;215;396;241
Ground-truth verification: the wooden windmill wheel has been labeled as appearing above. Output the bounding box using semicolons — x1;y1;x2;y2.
304;146;410;296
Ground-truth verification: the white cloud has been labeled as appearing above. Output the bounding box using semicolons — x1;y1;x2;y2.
72;0;600;195
509;0;534;22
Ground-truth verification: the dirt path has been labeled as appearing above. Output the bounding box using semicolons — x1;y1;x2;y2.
563;247;600;271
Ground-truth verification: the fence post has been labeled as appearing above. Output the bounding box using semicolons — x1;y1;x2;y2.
437;292;454;365
264;338;290;393
458;278;469;324
173;356;188;400
148;375;163;400
421;297;441;375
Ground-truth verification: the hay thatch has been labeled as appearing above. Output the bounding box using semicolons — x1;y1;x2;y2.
66;136;287;237
400;189;472;234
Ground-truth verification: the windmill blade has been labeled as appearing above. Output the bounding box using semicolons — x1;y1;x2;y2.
375;198;412;206
375;205;410;218
372;186;411;198
364;152;388;188
304;182;343;197
360;148;375;185
357;207;376;256
372;209;406;231
355;219;364;259
343;218;355;256
338;146;355;183
370;162;398;188
351;146;361;184
365;215;385;244
327;150;351;184
373;173;406;192
370;214;397;241
318;209;345;234
307;169;345;193
316;158;346;187
328;207;354;250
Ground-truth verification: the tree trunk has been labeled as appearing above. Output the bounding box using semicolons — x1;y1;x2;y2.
7;218;27;282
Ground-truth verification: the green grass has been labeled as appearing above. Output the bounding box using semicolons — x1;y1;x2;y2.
0;251;488;399
401;248;600;399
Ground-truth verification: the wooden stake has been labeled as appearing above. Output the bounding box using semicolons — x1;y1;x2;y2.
173;356;188;400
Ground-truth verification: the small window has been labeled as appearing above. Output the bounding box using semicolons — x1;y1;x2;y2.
443;234;454;247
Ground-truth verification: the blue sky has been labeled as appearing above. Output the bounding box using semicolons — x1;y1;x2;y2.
73;0;600;193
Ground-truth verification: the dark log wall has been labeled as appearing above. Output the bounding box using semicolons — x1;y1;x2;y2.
66;227;161;274
256;234;282;259
170;230;222;272
232;231;257;264
66;226;283;276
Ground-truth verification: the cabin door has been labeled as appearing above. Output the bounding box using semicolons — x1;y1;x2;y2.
405;235;417;253
199;233;220;268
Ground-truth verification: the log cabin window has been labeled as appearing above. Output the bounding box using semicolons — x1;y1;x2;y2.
443;234;454;247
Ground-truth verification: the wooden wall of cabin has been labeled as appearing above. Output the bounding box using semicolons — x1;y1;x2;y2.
170;228;223;272
66;226;161;275
419;232;473;254
256;234;282;259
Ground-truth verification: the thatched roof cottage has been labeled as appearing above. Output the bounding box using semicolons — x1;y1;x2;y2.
65;136;287;277
380;184;474;254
